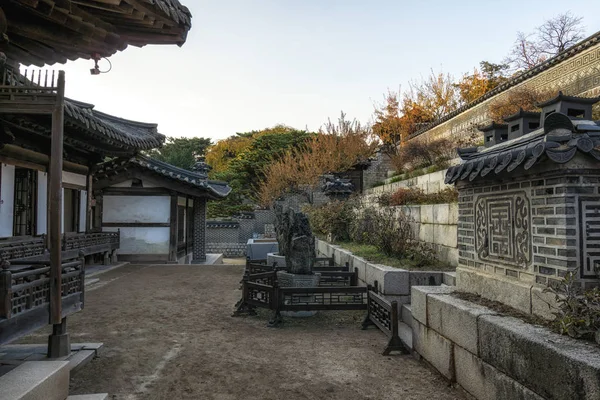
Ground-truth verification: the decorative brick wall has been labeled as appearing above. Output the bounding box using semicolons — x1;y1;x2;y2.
458;170;600;289
192;197;207;262
409;35;600;144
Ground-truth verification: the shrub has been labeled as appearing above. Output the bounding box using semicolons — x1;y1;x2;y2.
488;87;554;123
391;137;455;173
546;272;600;344
383;187;458;207
303;199;356;242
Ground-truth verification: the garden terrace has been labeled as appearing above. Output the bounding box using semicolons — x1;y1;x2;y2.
0;0;192;66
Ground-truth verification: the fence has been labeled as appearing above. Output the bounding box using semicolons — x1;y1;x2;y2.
234;263;408;355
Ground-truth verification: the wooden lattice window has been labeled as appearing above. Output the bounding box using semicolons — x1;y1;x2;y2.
13;168;37;236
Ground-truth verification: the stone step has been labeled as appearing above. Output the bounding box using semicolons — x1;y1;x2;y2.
66;394;108;400
0;361;69;400
398;321;413;351
401;304;413;329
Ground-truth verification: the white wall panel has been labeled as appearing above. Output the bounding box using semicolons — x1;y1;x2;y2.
37;171;47;235
103;195;170;223
62;171;86;187
104;226;169;254
0;165;15;237
79;190;87;232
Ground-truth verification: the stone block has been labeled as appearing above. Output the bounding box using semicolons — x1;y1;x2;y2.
443;272;456;286
352;257;368;283
337;249;353;269
434;224;458;248
364;263;409;295
456;267;533;315
454;345;545;400
530;286;558;320
411;285;455;325
403;205;421;223
412;320;455;380
448;203;458;225
447;248;459;267
433;203;450;225
67;394;109;400
478;315;600;400
401;304;413;328
0;361;70;400
427;180;441;194
427;294;496;355
421;205;435;224
418;223;434;242
409;271;443;287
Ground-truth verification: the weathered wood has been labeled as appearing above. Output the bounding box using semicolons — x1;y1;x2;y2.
0;261;12;319
86;173;92;232
101;222;170;228
49;70;64;325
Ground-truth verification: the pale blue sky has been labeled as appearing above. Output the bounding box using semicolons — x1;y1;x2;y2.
53;0;600;142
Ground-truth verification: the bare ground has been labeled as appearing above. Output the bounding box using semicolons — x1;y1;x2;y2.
22;264;466;400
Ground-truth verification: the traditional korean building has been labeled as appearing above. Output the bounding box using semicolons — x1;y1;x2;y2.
0;0;196;357
94;155;231;264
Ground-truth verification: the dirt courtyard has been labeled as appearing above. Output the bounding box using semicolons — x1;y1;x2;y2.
23;263;465;400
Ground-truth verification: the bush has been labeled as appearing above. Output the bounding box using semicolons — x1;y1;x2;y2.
391;137;455;173
546;272;600;344
488;88;554;123
382;187;458;207
303;199;356;242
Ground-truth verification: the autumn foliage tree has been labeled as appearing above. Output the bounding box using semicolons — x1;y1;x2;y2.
257;113;377;206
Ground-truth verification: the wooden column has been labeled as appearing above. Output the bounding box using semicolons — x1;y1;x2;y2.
85;173;92;232
185;195;189;256
48;71;69;358
168;192;177;262
191;197;206;263
49;71;64;325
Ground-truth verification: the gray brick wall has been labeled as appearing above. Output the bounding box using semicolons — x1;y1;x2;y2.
458;172;600;288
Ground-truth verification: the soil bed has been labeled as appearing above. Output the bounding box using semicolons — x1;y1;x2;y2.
20;264;465;399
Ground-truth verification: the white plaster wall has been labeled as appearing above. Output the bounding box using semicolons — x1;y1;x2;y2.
104;226;169;254
0;165;15;237
62;171;86;187
37;171;47;235
79;190;87;232
103;195;170;223
111;179;133;188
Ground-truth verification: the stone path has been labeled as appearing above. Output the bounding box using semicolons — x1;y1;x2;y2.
18;264;466;400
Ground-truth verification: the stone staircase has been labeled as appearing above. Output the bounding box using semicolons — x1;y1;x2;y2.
0;361;107;400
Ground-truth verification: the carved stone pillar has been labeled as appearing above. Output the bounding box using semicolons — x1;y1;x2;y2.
191;197;207;263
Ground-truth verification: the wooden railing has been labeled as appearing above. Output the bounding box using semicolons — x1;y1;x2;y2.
0;254;85;345
0;231;120;262
0;68;61;114
362;287;408;355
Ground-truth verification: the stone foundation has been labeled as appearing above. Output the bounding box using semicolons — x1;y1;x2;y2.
411;286;600;400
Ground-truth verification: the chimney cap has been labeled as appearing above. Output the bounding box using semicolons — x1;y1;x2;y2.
478;122;508;132
504;108;541;122
536;91;600;108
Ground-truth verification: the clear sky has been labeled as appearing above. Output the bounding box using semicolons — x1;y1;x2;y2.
47;0;600;143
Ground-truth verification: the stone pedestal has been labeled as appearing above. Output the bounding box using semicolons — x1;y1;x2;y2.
47;318;70;358
267;252;286;268
276;271;320;317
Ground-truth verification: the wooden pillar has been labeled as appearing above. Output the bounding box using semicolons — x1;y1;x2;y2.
191;197;206;263
168;192;177;262
85;173;92;232
185;195;189;256
48;71;68;358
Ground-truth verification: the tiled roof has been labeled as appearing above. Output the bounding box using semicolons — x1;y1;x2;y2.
65;99;165;150
410;30;600;140
96;155;231;198
445;112;600;184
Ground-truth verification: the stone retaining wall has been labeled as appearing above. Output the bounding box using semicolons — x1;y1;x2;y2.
206;242;246;257
411;286;600;400
316;239;455;305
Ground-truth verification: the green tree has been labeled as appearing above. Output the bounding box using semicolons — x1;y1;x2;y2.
145;137;212;170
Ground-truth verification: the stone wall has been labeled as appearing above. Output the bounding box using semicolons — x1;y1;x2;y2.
409;33;600;144
205;210;277;257
363;151;394;189
411;286;600;400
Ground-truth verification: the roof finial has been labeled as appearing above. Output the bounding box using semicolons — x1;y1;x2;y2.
192;156;211;177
